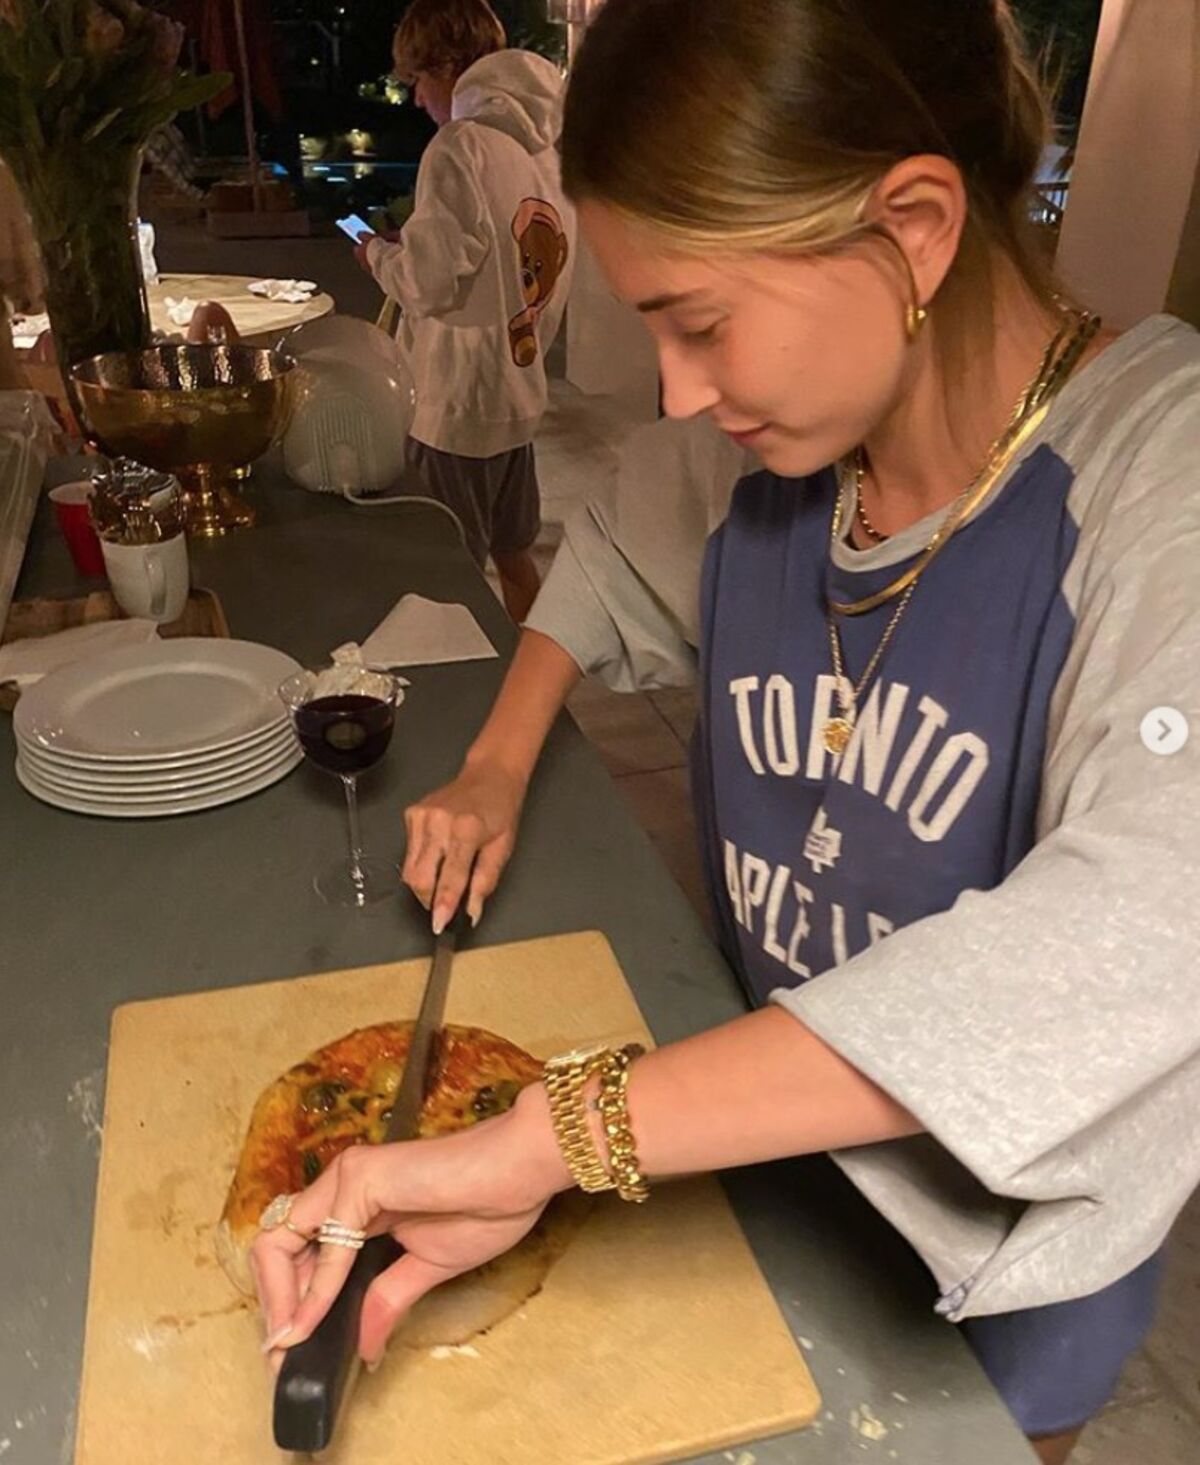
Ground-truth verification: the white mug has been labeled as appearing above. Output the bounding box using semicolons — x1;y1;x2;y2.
101;533;190;624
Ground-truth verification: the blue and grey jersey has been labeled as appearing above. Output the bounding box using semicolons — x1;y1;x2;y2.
527;315;1200;1319
694;447;1077;1002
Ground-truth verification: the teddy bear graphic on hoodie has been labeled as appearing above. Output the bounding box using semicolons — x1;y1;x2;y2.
507;196;570;368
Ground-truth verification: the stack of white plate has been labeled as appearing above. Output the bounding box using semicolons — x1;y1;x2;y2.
14;639;304;818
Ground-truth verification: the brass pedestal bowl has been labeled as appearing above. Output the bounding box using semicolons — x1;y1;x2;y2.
70;345;297;537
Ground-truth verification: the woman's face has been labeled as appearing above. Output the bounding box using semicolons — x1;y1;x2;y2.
579;200;916;478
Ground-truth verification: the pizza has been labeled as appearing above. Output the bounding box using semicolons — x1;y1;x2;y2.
216;1020;586;1348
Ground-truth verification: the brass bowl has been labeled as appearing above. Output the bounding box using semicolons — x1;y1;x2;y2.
70;345;297;537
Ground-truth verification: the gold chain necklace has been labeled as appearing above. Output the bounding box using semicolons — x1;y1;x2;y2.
820;308;1100;757
829;309;1100;619
855;492;889;542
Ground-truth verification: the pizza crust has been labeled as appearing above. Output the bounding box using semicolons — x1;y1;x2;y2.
388;1191;590;1349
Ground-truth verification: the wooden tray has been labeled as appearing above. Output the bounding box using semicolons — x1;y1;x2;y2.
0;587;229;711
75;933;821;1465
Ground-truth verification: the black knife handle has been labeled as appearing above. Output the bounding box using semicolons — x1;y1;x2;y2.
273;1234;402;1453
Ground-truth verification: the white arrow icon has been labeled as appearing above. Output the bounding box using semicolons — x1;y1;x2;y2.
1140;707;1190;757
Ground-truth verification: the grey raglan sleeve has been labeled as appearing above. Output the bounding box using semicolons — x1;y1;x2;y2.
772;398;1200;1314
526;416;749;691
524;502;699;691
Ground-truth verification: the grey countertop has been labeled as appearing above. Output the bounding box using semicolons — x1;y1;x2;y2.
0;468;1034;1464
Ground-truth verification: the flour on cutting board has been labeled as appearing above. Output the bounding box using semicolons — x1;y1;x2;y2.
429;1344;480;1360
68;1071;104;1146
128;1323;174;1361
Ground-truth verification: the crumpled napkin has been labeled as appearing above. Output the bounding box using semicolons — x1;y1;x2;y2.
163;296;199;326
247;279;317;303
0;619;159;691
10;312;51;349
314;642;408;702
359;594;497;668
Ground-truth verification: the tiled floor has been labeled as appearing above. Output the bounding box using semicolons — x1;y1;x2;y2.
154;222;1199;1464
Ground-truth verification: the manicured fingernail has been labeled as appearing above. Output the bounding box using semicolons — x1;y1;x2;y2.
365;1349;385;1374
431;910;446;936
261;1324;293;1354
469;909;479;929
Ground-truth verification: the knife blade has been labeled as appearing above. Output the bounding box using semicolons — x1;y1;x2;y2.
272;905;468;1454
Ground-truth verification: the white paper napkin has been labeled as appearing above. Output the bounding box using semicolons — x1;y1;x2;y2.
0;619;159;690
11;312;51;349
247;279;317;303
163;296;200;326
359;594;497;668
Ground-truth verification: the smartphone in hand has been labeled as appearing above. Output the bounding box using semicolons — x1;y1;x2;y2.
336;214;375;243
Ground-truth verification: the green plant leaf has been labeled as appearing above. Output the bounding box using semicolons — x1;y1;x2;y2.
163;69;232;116
82;105;121;141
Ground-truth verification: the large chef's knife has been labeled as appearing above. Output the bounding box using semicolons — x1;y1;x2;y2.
273;905;468;1453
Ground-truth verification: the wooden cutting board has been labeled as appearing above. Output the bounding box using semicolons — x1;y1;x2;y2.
75;932;819;1464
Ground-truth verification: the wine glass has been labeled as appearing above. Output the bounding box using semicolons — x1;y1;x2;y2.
279;664;406;907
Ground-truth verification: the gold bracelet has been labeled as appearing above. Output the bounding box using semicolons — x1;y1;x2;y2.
596;1044;649;1203
543;1046;617;1193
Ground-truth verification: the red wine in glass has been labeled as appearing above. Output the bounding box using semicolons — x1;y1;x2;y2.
279;667;405;908
294;694;395;776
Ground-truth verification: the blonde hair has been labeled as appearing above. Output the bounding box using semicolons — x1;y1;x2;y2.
562;0;1061;357
392;0;506;84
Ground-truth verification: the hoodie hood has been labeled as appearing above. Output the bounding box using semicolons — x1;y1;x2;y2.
451;50;564;154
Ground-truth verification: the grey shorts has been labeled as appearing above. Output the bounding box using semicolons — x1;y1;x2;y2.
403;438;541;569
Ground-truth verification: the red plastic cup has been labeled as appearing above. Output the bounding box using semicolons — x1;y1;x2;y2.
49;481;106;579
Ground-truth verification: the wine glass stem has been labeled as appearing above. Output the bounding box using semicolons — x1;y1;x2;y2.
341;775;367;896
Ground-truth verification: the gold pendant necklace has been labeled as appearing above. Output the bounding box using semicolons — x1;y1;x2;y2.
820;308;1100;756
824;581;916;753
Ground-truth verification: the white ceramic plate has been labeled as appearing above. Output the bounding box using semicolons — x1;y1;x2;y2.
15;640;301;761
17;742;299;804
18;725;299;794
15;745;303;818
17;711;292;773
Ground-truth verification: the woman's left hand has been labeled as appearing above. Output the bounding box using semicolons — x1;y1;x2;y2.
252;1088;567;1369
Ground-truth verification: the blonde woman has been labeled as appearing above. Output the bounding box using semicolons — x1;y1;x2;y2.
255;4;1200;1459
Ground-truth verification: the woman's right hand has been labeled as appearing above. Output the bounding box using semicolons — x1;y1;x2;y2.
403;758;528;931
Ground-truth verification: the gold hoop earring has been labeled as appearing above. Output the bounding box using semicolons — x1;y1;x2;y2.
905;302;929;342
852;222;929;345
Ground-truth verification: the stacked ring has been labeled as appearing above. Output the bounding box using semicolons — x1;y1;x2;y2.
317;1218;367;1251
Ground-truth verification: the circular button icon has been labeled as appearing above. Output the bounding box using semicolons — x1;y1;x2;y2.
1140;706;1190;757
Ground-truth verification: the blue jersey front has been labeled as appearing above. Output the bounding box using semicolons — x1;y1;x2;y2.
693;449;1079;1004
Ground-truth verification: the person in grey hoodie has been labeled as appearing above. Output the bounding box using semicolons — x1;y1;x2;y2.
258;4;1199;1460
357;0;576;621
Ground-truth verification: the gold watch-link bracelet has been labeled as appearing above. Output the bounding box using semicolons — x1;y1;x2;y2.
543;1047;618;1193
543;1043;651;1202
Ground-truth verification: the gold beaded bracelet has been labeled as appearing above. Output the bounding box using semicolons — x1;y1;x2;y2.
596;1044;650;1203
